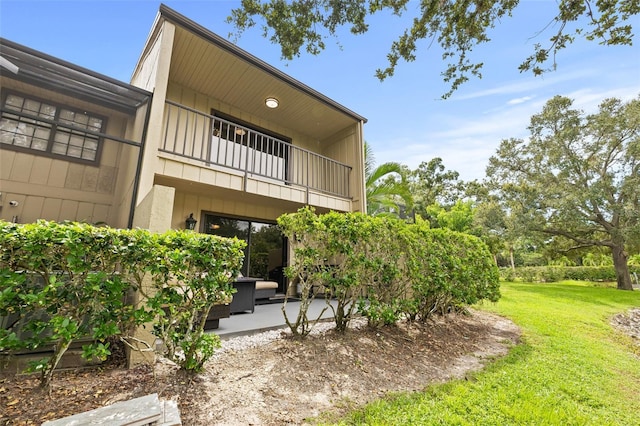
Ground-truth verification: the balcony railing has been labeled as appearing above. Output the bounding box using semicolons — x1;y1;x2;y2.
160;100;351;199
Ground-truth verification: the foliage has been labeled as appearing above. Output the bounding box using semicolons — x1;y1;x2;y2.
339;281;640;424
426;200;476;233
227;1;639;97
408;158;463;219
278;207;499;333
0;221;154;389
487;95;640;290
403;217;501;319
364;142;412;217
0;221;246;387
142;230;245;372
500;265;640;283
276;208;327;337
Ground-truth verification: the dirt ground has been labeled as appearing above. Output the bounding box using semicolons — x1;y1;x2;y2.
1;308;635;425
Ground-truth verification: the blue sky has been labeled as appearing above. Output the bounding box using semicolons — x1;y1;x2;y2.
1;0;638;181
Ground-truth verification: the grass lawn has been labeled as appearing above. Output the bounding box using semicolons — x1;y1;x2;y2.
331;281;640;425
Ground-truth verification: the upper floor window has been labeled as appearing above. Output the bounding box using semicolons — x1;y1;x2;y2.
0;92;105;163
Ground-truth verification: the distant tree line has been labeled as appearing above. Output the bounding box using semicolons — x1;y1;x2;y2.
365;95;640;290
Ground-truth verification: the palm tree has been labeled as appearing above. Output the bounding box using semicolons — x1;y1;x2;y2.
365;142;412;217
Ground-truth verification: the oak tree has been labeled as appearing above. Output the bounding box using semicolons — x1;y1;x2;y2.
227;0;638;97
487;95;640;290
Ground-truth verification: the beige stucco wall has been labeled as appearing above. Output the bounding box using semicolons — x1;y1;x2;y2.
133;21;175;208
0;80;143;227
130;14;164;92
132;184;175;232
129;184;175;366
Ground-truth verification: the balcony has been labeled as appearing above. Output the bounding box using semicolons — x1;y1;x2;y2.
160;101;351;199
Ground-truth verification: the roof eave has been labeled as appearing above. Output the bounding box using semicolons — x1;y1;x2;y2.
157;3;367;124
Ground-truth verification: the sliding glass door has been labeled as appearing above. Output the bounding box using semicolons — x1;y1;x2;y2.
203;214;286;292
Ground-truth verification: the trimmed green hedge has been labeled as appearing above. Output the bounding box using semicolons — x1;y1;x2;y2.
499;265;640;283
278;208;500;334
0;220;245;388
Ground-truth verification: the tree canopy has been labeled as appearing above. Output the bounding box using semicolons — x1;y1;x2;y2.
227;0;639;97
487;95;640;289
409;157;464;219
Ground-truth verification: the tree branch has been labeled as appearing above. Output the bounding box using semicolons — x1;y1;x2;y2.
538;227;612;248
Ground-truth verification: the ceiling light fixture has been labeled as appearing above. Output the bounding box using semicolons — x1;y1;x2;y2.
265;97;279;108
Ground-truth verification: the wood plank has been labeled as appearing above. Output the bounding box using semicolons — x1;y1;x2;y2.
42;393;164;426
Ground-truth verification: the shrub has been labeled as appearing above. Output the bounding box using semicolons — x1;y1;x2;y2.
501;265;640;283
278;208;500;332
0;221;155;389
404;218;500;320
0;220;245;387
144;230;245;372
499;268;516;282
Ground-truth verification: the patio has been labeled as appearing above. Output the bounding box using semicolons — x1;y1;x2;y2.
215;298;336;339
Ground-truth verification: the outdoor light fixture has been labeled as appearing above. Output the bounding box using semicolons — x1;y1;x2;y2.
265;97;279;108
185;213;198;231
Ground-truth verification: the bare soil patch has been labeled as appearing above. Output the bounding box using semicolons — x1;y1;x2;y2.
4;310;520;425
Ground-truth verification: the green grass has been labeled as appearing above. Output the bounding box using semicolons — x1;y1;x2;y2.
329;281;640;425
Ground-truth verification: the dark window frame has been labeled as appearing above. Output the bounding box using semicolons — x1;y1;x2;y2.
0;89;107;165
212;110;291;148
210;110;291;182
201;212;288;292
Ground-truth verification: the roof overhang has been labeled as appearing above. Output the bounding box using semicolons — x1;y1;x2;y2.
0;38;151;114
153;4;366;140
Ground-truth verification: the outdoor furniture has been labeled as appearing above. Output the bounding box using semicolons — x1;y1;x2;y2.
234;276;279;301
204;304;231;330
255;280;278;300
230;279;256;313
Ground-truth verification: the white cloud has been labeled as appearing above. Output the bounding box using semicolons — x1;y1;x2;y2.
507;96;534;105
451;68;596;101
564;87;640;111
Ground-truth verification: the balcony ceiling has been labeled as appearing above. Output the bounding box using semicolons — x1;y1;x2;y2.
165;11;365;142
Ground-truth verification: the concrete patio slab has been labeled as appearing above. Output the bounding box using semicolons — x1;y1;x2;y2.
215;298;335;339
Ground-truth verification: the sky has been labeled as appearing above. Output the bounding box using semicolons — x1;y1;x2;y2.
1;0;639;182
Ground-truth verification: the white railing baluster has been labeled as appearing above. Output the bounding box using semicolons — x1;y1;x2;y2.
160;100;352;198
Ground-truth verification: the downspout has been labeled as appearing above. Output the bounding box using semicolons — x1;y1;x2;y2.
127;94;154;229
357;120;366;213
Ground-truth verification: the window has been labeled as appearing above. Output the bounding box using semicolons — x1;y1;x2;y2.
203;213;286;292
0;92;105;163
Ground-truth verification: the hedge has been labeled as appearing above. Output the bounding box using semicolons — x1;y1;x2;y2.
499;265;640;283
0;220;245;389
278;208;500;334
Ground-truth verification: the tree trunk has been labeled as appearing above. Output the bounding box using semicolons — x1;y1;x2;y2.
611;245;633;290
41;338;72;391
510;247;515;271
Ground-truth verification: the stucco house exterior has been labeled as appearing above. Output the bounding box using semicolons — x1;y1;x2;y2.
0;4;367;295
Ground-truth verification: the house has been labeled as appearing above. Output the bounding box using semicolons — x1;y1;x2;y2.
0;4;367;295
0;39;152;230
